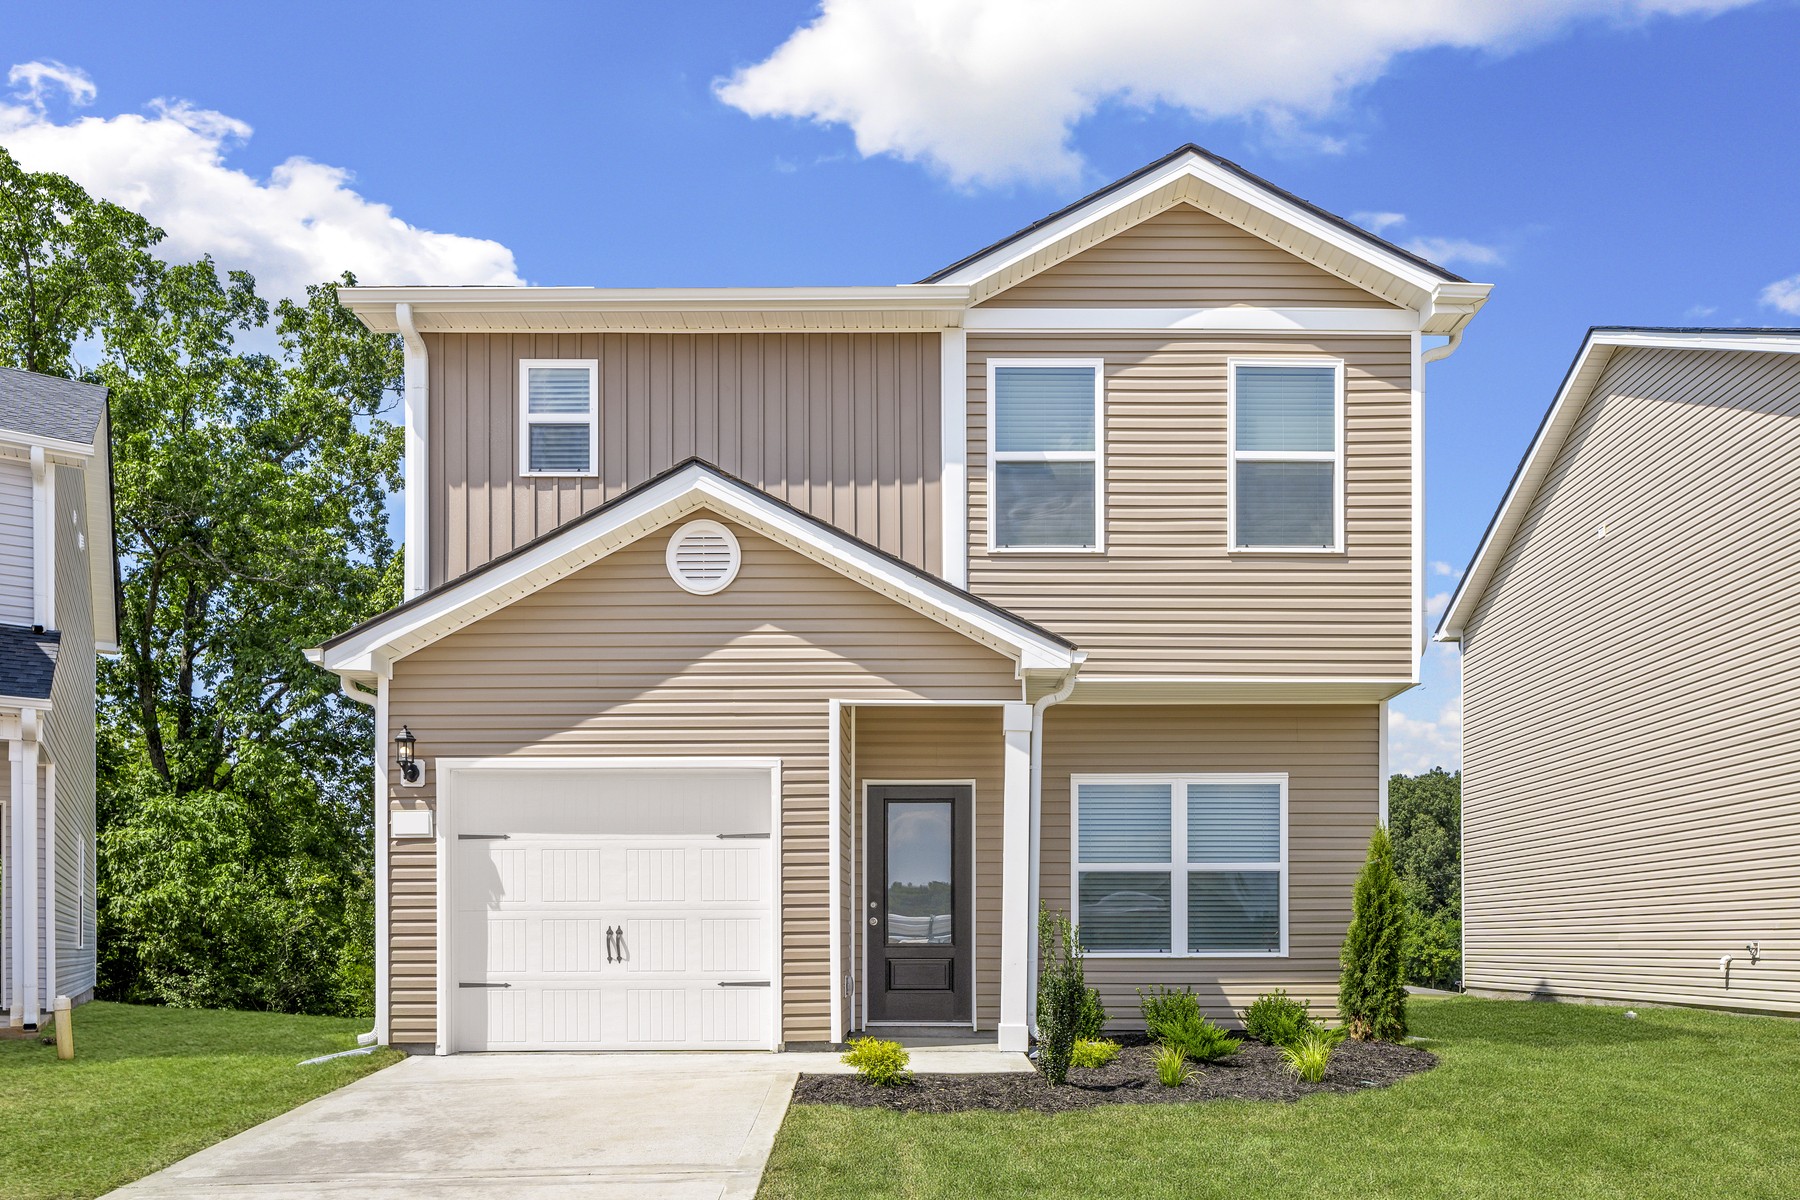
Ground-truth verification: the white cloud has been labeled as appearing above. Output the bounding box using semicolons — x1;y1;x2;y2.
1431;560;1463;578
1761;275;1800;315
1353;210;1408;234
1684;303;1719;320
1389;642;1463;773
1402;235;1505;268
0;62;521;298
1424;590;1451;618
717;0;1757;188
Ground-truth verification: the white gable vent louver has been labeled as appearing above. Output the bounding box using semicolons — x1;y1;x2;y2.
666;519;742;595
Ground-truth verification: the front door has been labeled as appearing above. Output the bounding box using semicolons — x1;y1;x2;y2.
867;785;972;1024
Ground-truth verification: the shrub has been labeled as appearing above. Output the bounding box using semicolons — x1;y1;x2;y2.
1280;1029;1337;1083
841;1037;911;1086
1075;986;1109;1041
1404;908;1463;991
1152;1044;1192;1087
1071;1038;1121;1069
1138;986;1241;1063
1036;906;1088;1085
1242;989;1316;1047
1339;825;1409;1041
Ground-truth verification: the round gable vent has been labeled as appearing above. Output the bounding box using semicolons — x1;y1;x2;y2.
666;519;741;595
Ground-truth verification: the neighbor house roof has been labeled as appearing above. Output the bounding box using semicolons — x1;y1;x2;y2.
1437;327;1800;641
309;458;1083;683
0;625;60;706
0;367;108;448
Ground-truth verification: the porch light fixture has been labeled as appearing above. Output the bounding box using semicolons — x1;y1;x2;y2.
395;725;421;784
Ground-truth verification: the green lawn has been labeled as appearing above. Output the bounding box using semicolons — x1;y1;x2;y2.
0;1001;402;1200
760;998;1800;1200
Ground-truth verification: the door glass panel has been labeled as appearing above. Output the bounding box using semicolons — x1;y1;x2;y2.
886;801;953;945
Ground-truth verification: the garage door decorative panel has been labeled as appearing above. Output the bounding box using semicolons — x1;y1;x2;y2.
627;989;686;1042
698;848;762;902
542;989;604;1043
626;849;686;902
703;988;765;1043
701;919;761;972
543;849;604;902
623;919;686;972
486;919;527;973
542;919;608;972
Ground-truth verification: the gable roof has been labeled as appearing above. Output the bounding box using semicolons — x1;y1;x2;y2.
920;144;1491;333
0;624;60;705
310;458;1081;681
0;367;108;448
1437;327;1800;642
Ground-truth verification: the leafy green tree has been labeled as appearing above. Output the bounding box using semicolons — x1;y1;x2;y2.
0;145;159;376
1339;826;1408;1040
1389;769;1462;988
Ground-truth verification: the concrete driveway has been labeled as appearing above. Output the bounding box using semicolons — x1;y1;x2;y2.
109;1047;1028;1199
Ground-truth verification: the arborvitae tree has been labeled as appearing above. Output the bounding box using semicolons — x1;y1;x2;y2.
1339;826;1409;1040
1035;906;1087;1084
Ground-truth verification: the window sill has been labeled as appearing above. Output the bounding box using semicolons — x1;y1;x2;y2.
519;471;600;479
985;546;1106;555
1083;950;1290;960
1228;547;1345;556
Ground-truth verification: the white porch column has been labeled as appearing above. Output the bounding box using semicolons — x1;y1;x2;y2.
998;701;1033;1052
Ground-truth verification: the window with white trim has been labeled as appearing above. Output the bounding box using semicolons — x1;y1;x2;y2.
1072;774;1286;956
519;359;599;476
987;360;1102;550
1229;360;1343;551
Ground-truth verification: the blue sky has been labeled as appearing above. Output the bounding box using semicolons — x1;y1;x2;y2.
9;1;1800;772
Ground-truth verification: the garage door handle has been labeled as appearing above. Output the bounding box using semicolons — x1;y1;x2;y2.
459;982;511;989
718;981;771;988
458;834;510;840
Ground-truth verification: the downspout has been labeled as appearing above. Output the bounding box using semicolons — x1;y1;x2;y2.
1027;661;1083;1035
1421;328;1465;365
395;304;429;601
338;675;385;1047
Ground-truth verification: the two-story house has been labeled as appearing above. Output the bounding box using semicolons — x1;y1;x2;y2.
1;367;115;1030
309;145;1491;1054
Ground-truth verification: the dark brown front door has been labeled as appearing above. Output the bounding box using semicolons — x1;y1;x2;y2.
867;785;972;1024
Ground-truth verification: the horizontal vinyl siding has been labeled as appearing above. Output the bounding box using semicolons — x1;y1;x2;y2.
852;706;1005;1031
385;513;1021;1046
45;466;96;1000
428;332;942;587
1041;703;1379;1027
978;205;1396;309
0;458;31;626
1462;346;1800;1014
967;334;1415;678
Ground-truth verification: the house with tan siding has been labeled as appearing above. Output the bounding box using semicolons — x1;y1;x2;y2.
308;145;1492;1052
1;368;116;1030
1439;327;1800;1015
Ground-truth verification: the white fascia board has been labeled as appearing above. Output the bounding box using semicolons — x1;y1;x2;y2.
1436;327;1800;642
935;152;1447;299
0;429;97;460
1071;675;1414;704
316;464;1077;676
964;307;1420;334
339;285;971;330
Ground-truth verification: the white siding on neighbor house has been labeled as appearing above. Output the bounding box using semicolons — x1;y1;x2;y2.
1461;345;1800;1014
46;465;97;1001
0;458;32;627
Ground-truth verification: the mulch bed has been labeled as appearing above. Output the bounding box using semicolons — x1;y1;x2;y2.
792;1035;1436;1113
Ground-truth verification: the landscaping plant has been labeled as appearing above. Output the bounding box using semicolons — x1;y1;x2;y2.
1070;1038;1121;1069
840;1038;911;1087
1152;1044;1192;1087
1138;986;1241;1063
1280;1028;1337;1083
1075;985;1108;1041
1241;989;1316;1047
1339;825;1409;1040
1035;906;1090;1084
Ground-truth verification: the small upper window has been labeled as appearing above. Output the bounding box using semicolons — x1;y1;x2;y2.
1229;360;1343;551
519;360;599;476
988;361;1103;551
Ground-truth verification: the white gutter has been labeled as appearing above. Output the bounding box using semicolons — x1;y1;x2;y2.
395;304;429;601
1421;328;1465;365
1027;665;1082;1034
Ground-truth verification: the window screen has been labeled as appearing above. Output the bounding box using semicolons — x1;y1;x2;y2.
990;363;1100;548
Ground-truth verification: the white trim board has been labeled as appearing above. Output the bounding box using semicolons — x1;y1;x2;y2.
963;307;1420;334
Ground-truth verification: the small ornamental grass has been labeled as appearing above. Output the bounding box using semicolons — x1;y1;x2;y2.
841;1038;911;1087
1152;1044;1192;1088
1281;1028;1338;1083
1139;986;1241;1063
1070;1038;1121;1069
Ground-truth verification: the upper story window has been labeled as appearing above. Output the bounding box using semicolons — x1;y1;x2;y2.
519;359;599;477
1073;774;1287;957
1229;359;1344;552
987;360;1103;551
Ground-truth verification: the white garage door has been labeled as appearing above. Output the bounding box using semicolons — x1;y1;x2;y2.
444;765;775;1052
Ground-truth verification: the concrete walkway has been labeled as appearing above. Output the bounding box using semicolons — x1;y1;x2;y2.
109;1047;1030;1199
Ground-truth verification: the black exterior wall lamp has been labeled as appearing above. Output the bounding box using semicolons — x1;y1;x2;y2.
395;725;422;785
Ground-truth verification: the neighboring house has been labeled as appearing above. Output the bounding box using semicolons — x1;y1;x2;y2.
309;145;1492;1053
0;367;116;1029
1439;327;1800;1015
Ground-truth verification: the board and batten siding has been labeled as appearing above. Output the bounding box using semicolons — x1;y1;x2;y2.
45;464;97;1002
426;332;943;588
975;204;1399;309
1460;346;1800;1014
852;705;1006;1031
384;512;1022;1047
966;334;1415;678
0;457;32;626
1039;703;1379;1027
